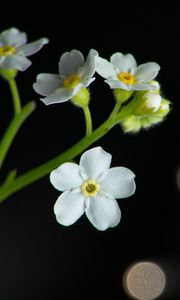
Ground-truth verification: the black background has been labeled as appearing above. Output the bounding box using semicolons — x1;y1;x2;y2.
0;6;180;300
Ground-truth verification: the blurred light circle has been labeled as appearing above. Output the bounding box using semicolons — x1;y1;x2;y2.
123;261;166;299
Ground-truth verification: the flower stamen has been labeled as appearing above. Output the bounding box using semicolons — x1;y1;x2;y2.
63;74;81;89
117;72;136;85
81;179;100;197
0;45;15;56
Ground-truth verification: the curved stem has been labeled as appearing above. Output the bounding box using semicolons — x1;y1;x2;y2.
109;102;121;119
8;78;21;115
0;110;124;203
0;102;36;169
82;105;92;136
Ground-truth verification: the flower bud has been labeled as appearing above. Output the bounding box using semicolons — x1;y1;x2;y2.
121;115;141;133
0;68;17;80
133;91;161;115
143;92;161;112
157;99;170;116
71;87;90;107
120;97;170;134
113;88;133;104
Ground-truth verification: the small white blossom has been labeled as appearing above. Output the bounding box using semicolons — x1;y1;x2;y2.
96;52;160;91
50;146;136;231
33;49;98;105
0;27;49;71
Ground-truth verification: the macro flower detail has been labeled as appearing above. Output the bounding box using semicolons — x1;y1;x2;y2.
119;81;170;133
33;49;98;105
0;27;49;71
96;52;160;91
50;147;136;231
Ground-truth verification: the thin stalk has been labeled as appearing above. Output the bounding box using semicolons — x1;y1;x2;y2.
0;102;36;169
8;78;21;115
0;110;124;203
82;105;92;136
109;102;122;119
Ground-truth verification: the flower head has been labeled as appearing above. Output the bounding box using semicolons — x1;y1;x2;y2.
119;82;170;133
96;52;160;91
33;49;98;105
50;146;136;231
0;27;49;71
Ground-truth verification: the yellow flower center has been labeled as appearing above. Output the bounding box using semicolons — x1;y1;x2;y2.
117;72;136;85
81;179;100;197
0;45;15;56
63;74;81;89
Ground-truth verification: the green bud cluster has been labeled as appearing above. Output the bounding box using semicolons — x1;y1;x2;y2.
114;82;171;133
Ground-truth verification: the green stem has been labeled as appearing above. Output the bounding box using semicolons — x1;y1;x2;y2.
0;110;123;203
3;169;17;186
109;102;122;119
82;105;92;136
8;77;21;115
0;102;36;169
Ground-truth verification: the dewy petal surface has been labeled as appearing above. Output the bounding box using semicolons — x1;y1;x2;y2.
59;49;84;77
85;195;121;231
101;167;136;198
18;38;49;56
54;191;85;226
1;55;31;71
110;53;137;72
95;57;117;78
0;27;27;47
50;162;83;191
135;62;160;81
33;73;60;96
80;147;112;179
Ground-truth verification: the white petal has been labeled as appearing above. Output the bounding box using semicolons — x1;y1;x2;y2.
33;73;60;96
135;62;160;81
39;87;74;105
54;191;85;226
71;83;84;96
82;76;95;87
85;195;121;231
80;146;111;179
59;49;84;77
105;78;130;90
80;49;98;85
101;167;136;199
50;162;83;191
110;53;137;72
95;57;117;78
131;82;157;91
18;38;49;56
1;54;31;71
0;27;27;47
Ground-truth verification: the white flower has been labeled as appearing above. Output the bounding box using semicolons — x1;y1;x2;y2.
33;49;98;105
50;146;136;231
96;52;160;91
0;27;49;71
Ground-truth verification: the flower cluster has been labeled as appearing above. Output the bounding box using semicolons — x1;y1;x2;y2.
32;48;170;133
0;27;171;230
